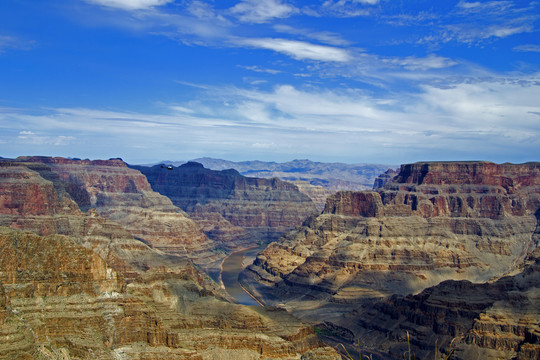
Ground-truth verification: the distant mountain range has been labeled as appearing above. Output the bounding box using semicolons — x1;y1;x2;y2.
148;158;397;191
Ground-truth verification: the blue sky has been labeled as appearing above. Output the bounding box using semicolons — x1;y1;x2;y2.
0;0;539;165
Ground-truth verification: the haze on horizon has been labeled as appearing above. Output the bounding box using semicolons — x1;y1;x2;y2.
0;0;539;165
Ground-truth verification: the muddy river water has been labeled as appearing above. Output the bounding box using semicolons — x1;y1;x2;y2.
220;246;265;306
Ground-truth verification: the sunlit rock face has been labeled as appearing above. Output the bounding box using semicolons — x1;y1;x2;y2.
133;162;318;249
0;227;340;359
0;158;340;359
244;161;540;301
242;161;540;359
8;156;219;265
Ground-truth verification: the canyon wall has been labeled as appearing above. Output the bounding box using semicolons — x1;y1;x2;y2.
12;157;218;265
0;157;339;359
243;161;540;358
133;162;318;249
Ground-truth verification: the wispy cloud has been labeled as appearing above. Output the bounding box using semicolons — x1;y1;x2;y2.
239;65;282;75
234;37;351;62
318;0;378;17
229;0;299;24
2;73;539;163
514;44;540;52
0;35;33;53
18;131;75;146
85;0;175;11
383;54;457;71
273;24;352;46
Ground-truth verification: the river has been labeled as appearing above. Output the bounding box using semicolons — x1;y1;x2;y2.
220;246;265;306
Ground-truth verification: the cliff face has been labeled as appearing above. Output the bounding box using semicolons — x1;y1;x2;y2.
0;227;339;359
243;161;540;357
12;157;218;265
348;246;540;360
0;157;339;359
133;162;318;248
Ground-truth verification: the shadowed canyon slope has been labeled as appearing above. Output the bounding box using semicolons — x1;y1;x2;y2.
347;247;540;360
3;156;218;265
132;162;318;250
155;158;397;211
0;157;339;359
243;161;540;359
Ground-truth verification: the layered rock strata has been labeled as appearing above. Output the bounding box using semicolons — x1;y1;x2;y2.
133;162;318;249
0;157;339;359
0;227;339;359
372;168;399;189
9;157;218;265
347;246;540;360
247;162;539;302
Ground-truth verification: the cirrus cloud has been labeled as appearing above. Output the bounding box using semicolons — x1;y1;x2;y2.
230;0;298;24
85;0;175;11
234;37;351;62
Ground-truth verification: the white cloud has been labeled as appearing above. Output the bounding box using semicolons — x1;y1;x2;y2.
3;75;539;164
0;35;34;53
230;0;298;23
18;131;75;146
514;44;540;52
384;54;457;71
85;0;175;10
239;65;282;74
319;0;378;17
235;38;351;62
273;24;352;46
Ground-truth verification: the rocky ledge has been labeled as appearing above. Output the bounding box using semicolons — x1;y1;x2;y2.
242;161;540;357
0;227;340;359
0;157;339;359
5;157;218;265
132;162;318;249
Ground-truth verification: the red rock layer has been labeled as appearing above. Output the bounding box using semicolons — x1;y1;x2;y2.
9;157;218;265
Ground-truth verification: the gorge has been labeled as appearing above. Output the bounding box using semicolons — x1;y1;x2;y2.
0;156;538;359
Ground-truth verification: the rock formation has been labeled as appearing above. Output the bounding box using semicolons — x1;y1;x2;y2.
0;157;339;359
0;227;340;359
155;158;395;210
347;247;540;360
132;162;318;249
372;168;399;189
10;156;218;265
242;161;540;358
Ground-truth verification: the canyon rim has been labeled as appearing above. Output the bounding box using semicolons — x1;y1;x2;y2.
0;156;538;359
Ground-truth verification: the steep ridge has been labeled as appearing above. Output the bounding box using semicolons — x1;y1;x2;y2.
189;158;394;191
242;161;540;351
0;158;339;359
132;162;318;250
13;156;218;265
153;158;395;210
0;227;340;359
347;246;540;359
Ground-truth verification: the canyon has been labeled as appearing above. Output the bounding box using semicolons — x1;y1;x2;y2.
243;161;540;359
153;158;396;211
132;161;318;252
1;156;539;359
0;157;339;359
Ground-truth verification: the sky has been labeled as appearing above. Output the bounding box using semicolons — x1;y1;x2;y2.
0;0;539;165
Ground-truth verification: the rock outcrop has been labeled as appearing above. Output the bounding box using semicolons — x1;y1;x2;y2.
347;246;540;360
0;157;339;359
372;168;399;189
133;162;318;249
0;227;339;359
242;161;540;357
10;157;218;265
